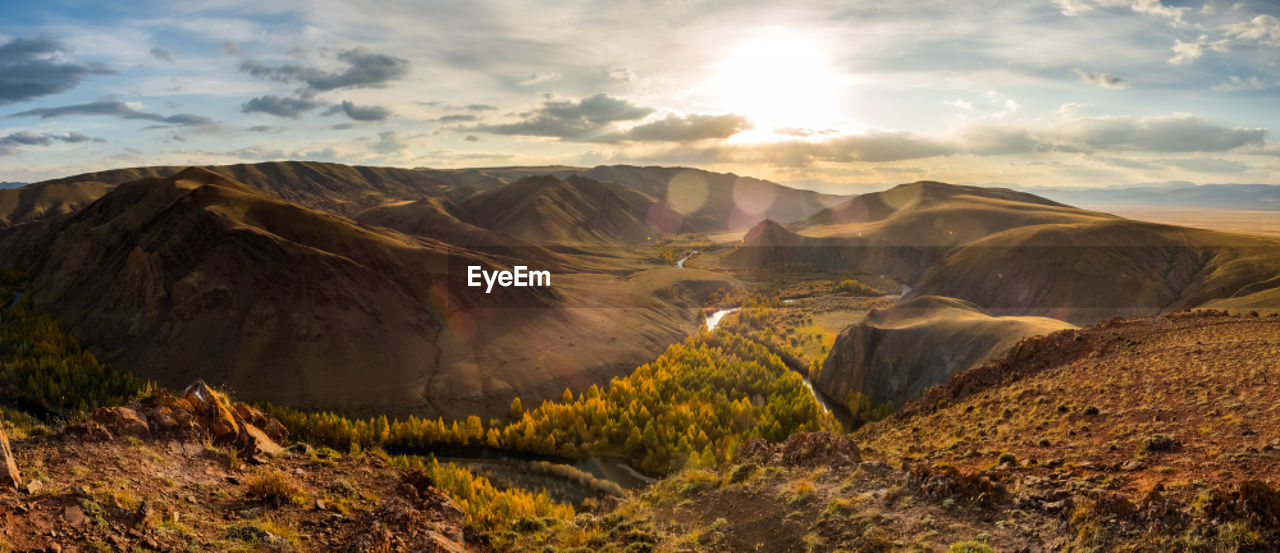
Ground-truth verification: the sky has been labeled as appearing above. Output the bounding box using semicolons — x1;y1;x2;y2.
0;0;1277;192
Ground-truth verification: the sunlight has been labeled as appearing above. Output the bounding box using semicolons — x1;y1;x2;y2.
707;34;843;138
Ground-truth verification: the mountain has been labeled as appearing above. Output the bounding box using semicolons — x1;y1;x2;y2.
0;168;704;418
581;165;845;232
26;161;453;219
728;181;1280;323
11;162;837;236
816;295;1075;410
911;218;1280;324
459;175;654;244
1023;182;1280;209
0;179;115;225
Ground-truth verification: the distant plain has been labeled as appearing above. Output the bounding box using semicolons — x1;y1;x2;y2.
1085;204;1280;237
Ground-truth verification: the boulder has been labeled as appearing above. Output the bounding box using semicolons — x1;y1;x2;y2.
1;425;20;490
238;422;285;460
234;403;288;443
182;379;239;441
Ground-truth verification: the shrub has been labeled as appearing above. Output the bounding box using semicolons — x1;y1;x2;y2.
948;541;996;553
245;470;306;506
1141;434;1177;453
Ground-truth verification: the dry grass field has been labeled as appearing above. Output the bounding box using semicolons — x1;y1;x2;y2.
1084;204;1280;237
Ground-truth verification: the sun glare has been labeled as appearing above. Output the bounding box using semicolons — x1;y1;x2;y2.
708;35;842;138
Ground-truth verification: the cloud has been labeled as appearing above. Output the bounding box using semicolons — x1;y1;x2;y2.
516;72;559;86
323;100;392;121
663;113;1266;167
1211;75;1266;92
240;95;319;119
1054;0;1188;22
6;100;215;126
598;113;753;143
1225;14;1280;45
150;48;174;63
247;125;283;133
437;113;478;123
0;130;98;156
470;93;654;140
464;135;479;142
943;99;974;109
239;47;409;94
1161;157;1249;173
1168;36;1230;64
466;104;497;111
370;130;412;154
1075;69;1129;89
1052;113;1265;152
0;37;116;105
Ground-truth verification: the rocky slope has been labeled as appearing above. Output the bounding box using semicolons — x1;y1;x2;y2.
514;311;1280;552
0;382;482;552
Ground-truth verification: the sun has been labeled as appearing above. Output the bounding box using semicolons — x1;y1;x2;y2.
707;34;842;137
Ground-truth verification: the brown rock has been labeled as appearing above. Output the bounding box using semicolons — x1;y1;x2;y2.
91;406;150;438
0;425;20;490
182;380;239;440
233;403;288;443
141;390;199;436
25;479;42;494
64;504;88;525
237;422;284;459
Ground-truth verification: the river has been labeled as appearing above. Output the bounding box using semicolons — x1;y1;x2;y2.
703;304;855;429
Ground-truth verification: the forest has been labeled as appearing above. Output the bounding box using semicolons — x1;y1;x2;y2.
263;298;837;475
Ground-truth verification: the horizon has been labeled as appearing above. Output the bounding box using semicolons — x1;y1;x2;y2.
0;0;1278;192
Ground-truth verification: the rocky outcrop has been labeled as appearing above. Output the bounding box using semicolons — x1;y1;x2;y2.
1;424;19;490
816;296;1075;410
69;380;288;460
735;432;862;469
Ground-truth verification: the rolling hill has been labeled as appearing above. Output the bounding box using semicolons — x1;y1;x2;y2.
458;174;654;244
0;168;713;419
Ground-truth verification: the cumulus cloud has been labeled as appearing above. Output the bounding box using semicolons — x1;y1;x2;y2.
239;47;410;95
150;48;174;63
0;37;116;105
470;93;654;140
7;100;215;126
1075;69;1129;89
323;100;392;121
240;95;319;119
0;130;99;156
1225;14;1280;45
1168;37;1230;64
597;113;753;143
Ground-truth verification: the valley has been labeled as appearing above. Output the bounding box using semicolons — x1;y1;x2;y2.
1;163;1279;552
